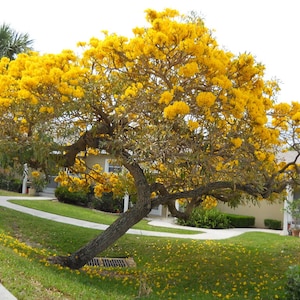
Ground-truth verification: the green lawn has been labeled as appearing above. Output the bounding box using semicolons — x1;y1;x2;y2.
8;199;198;234
0;190;26;196
0;205;299;299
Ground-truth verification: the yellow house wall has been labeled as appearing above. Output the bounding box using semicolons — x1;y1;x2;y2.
217;200;284;228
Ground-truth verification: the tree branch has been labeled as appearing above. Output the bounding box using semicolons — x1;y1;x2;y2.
63;123;111;167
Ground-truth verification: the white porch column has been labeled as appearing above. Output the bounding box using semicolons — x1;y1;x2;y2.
22;163;28;194
123;193;129;213
283;186;293;235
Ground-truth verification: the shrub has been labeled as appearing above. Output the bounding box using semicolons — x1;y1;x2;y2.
92;192;123;213
264;219;282;230
0;174;22;193
178;207;231;229
8;178;22;192
285;265;300;300
225;214;255;228
55;187;123;213
55;186;88;206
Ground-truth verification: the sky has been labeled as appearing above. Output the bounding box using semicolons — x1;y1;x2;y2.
1;0;299;104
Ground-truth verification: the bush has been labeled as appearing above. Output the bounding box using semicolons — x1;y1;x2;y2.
285;265;300;300
178;207;231;229
55;186;88;206
0;173;22;193
55;187;123;213
264;219;282;230
225;214;255;228
92;192;123;213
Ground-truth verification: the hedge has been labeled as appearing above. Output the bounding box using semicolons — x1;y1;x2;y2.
54;186;123;213
264;219;282;230
225;214;255;228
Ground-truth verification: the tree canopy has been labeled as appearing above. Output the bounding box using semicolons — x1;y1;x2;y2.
0;8;300;268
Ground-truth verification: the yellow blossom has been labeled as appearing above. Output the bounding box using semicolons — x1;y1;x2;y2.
159;91;173;105
231;138;243;148
31;171;40;178
178;62;199;77
292;112;300;123
202;196;217;209
255;150;266;161
163;101;190;120
196;92;216;108
187;120;199;131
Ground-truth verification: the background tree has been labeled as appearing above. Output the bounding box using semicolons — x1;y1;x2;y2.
0;9;300;269
0;23;33;59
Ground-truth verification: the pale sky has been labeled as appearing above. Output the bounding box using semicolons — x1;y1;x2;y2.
1;0;299;104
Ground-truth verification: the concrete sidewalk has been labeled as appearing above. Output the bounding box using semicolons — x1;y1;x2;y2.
0;284;17;300
0;195;282;300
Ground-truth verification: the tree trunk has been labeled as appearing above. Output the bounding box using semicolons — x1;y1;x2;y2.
49;201;151;269
48;156;153;269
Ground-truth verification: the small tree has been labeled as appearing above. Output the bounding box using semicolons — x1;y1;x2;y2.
285;198;300;230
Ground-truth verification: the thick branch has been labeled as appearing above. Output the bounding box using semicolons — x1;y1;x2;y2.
150;179;290;219
63;124;111;167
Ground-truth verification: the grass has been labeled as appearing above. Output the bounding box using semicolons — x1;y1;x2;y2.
0;189;26;196
8;199;199;235
0;204;300;299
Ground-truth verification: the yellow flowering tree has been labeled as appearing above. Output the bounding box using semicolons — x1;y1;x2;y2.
0;8;300;269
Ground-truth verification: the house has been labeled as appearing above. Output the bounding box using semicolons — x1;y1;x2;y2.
218;151;300;233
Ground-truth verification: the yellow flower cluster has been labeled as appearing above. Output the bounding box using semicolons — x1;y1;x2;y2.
0;98;11;107
39;106;54;114
31;170;40;178
121;83;143;100
187;120;200;131
55;160;133;199
86;148;100;156
231;137;243;149
163;101;190;120
159;91;173;105
0;232;52;259
115;105;126;115
292;112;300;123
254;150;266;162
201;196;218;209
196;92;216;108
178;62;199;77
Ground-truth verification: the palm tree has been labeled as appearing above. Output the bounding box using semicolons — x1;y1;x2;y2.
0;23;33;59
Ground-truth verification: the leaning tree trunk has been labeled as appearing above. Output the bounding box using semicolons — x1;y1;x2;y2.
48;200;151;269
49;159;153;269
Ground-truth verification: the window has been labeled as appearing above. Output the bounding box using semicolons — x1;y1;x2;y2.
105;159;122;173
